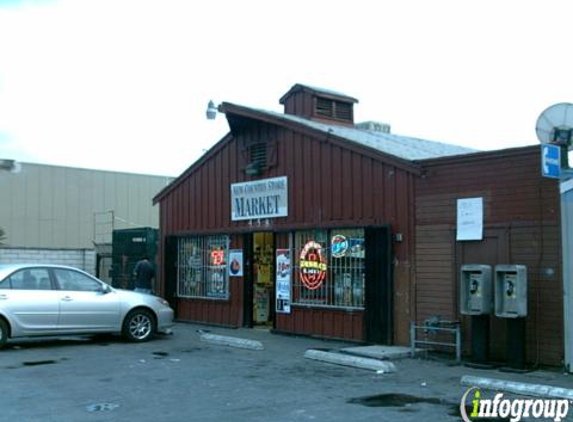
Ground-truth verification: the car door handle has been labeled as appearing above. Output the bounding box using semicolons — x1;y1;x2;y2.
0;294;7;300
61;296;73;302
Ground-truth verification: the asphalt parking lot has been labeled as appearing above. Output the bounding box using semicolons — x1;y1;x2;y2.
2;322;573;422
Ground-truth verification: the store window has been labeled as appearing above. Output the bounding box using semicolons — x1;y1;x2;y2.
177;235;230;299
292;228;365;309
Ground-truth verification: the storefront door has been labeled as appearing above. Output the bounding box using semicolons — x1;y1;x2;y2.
242;232;275;328
364;227;392;343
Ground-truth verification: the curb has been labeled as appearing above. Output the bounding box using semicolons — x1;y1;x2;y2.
461;376;573;400
304;349;397;373
199;332;264;351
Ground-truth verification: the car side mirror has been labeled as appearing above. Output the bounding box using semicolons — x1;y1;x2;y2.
99;284;112;294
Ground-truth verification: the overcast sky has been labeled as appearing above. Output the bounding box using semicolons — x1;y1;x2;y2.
1;0;572;176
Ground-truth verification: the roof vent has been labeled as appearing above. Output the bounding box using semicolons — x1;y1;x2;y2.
356;121;391;134
279;84;358;126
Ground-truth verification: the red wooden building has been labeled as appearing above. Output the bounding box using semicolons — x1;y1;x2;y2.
154;84;562;366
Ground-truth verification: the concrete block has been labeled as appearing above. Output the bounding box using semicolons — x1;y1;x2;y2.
199;332;264;351
461;376;573;400
340;345;420;360
304;349;397;373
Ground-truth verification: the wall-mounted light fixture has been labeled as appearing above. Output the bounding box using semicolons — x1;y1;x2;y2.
206;100;218;120
244;162;262;176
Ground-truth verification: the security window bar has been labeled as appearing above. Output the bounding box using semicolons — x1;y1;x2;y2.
291;228;365;309
176;235;230;299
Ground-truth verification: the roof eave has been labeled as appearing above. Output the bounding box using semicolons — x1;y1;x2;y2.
153;132;233;204
220;102;422;176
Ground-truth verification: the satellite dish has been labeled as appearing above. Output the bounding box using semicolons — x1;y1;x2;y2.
535;102;573;148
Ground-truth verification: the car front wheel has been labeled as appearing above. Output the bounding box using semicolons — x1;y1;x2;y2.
0;319;8;349
122;309;156;342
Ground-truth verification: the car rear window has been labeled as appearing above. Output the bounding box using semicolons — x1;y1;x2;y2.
6;268;52;290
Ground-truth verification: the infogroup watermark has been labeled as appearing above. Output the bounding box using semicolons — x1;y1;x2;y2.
460;387;570;422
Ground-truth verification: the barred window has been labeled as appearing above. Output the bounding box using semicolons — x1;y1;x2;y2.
177;235;230;299
292;228;365;309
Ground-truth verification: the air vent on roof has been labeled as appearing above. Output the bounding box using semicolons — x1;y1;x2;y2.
250;143;267;166
245;143;267;175
335;102;353;120
356;121;391;133
314;97;354;123
316;98;333;117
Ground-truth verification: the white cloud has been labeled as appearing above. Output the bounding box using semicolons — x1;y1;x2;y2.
1;0;572;175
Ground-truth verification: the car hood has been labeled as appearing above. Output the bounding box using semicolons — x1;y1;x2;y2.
113;289;161;306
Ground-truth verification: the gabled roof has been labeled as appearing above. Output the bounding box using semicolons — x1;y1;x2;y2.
224;103;477;161
154;101;478;204
279;83;359;104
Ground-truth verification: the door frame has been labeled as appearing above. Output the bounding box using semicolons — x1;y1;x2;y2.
242;231;276;328
242;233;254;328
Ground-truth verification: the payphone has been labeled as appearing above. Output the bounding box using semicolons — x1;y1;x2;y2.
460;265;493;367
495;265;528;370
495;265;527;318
460;265;493;315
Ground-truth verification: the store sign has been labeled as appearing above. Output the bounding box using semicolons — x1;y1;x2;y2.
231;176;288;221
331;234;349;258
210;249;225;266
300;241;327;290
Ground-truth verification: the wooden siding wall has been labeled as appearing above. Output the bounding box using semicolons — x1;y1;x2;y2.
415;147;562;365
273;232;364;341
158;121;416;344
282;91;313;120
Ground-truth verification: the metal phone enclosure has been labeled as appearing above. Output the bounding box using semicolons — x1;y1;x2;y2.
494;265;528;318
460;264;493;315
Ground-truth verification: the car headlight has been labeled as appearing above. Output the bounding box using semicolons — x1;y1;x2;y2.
156;298;169;306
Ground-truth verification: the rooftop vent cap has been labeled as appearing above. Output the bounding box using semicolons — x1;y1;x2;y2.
356;121;391;133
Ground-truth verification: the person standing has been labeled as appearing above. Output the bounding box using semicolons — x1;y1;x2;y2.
133;256;155;295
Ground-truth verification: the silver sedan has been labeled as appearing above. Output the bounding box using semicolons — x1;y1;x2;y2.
0;264;174;347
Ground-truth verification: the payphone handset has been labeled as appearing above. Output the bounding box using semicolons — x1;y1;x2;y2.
504;273;517;298
460;265;493;315
495;265;527;318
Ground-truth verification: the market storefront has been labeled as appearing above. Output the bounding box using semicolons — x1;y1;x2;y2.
154;84;450;345
168;223;391;342
154;84;564;365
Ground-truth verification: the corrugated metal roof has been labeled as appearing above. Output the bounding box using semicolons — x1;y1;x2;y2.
250;107;478;161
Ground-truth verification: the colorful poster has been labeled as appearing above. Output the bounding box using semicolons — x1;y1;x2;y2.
275;249;291;313
228;250;243;277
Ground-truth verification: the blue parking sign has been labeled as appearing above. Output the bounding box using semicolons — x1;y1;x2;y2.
541;144;561;179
